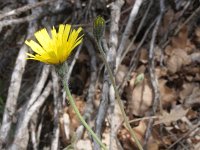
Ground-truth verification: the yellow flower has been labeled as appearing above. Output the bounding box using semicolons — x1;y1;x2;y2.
25;24;83;64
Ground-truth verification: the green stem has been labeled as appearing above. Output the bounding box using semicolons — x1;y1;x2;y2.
96;39;143;150
63;80;107;150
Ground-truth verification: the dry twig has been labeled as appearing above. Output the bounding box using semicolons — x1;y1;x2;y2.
0;11;38;146
51;68;62;150
108;0;124;149
10;65;50;149
0;0;56;20
144;0;164;147
116;0;143;69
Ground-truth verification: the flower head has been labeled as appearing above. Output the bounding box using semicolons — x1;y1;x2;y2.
25;24;83;64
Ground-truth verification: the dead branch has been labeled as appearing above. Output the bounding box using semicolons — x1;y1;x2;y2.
0;15;37;31
0;0;56;20
0;45;33;148
30;122;37;150
10;65;50;149
94;72;109;150
10;81;52;150
119;0;153;68
108;0;124;150
51;68;62;150
144;0;164;148
116;0;144;69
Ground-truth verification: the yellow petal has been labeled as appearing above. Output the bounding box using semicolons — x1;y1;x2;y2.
25;40;46;55
34;28;51;50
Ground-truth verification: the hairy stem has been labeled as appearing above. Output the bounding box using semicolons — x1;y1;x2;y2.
63;78;107;150
95;39;143;150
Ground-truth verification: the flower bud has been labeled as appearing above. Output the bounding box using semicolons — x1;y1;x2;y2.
93;16;105;41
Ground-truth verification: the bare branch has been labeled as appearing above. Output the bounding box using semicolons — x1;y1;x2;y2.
108;0;124;150
0;0;56;20
0;45;28;147
144;0;164;148
9;65;50;149
10;81;52;150
116;0;143;68
51;68;62;150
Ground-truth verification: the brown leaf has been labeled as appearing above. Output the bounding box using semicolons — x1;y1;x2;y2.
147;136;159;150
171;26;188;49
155;67;167;78
127;76;153;116
159;79;177;106
68;97;85;129
133;121;147;143
167;54;182;73
195;27;200;43
159;8;174;36
165;45;173;56
118;121;148;148
180;83;200;107
139;48;148;64
167;49;191;73
116;65;128;84
179;83;194;100
154;106;189;125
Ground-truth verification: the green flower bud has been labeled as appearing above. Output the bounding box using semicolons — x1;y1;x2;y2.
93;16;105;41
134;73;144;86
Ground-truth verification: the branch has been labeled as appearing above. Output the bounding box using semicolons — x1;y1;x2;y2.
51;68;62;150
144;0;164;148
108;0;124;150
10;81;52;150
0;0;56;20
116;0;143;68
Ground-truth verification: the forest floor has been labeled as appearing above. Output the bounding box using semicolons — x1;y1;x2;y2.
0;0;200;150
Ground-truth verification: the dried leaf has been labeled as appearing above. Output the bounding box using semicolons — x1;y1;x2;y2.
167;54;182;73
181;84;200;107
155;106;189;125
140;48;148;64
159;79;177;106
133;121;147;142
165;45;173;56
127;77;153;116
171;26;188;49
147;136;159;150
195;27;200;43
155;67;167;78
68;97;85;129
159;8;174;35
118;121;148;149
179;83;194;100
167;49;191;73
116;65;128;84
